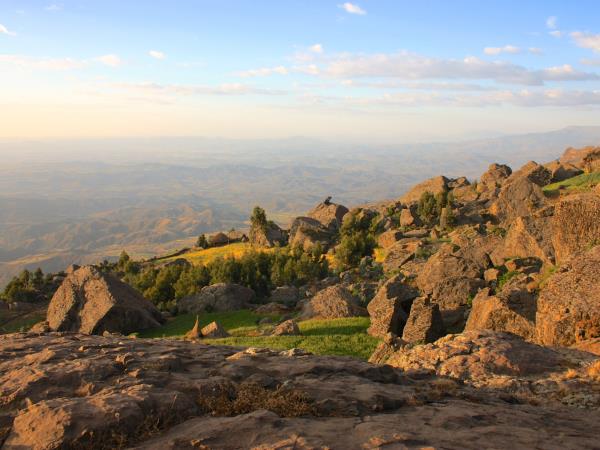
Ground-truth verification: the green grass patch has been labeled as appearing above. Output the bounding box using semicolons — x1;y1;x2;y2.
140;312;379;360
543;171;600;197
157;242;273;266
0;310;46;334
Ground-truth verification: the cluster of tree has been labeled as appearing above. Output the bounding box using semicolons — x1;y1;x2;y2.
417;191;455;228
114;245;329;311
0;268;61;304
334;210;378;270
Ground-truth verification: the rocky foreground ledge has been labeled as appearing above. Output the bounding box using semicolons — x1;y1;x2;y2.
1;332;599;450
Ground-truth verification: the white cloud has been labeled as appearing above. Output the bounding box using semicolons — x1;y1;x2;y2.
319;51;599;85
546;16;557;29
45;4;62;11
149;50;166;60
339;3;366;15
96;54;122;67
484;45;521;55
549;30;563;38
528;47;543;55
581;58;600;66
310;44;324;54
571;31;600;53
0;24;16;36
0;54;85;70
238;65;289;77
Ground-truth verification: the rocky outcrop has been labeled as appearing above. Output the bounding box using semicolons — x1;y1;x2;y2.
201;321;230;338
536;245;600;347
400;175;449;204
249;222;287;247
478;163;512;192
367;275;418;337
288;216;334;250
208;232;230;247
268;285;300;306
299;285;367;319
307;198;349;230
178;283;255;314
489;176;546;224
401;297;445;344
544;160;583;183
47;266;164;335
382;238;421;273
271;319;300;336
552;193;600;264
2;333;599;449
399;205;421;227
490;215;555;265
560;145;600;171
508;161;552;186
376;229;403;249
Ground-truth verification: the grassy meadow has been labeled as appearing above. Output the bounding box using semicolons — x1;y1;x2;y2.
543;171;600;197
159;242;274;266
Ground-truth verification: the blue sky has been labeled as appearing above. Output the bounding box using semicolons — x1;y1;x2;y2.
1;0;600;141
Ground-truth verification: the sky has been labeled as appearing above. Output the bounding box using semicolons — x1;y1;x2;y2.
1;0;600;142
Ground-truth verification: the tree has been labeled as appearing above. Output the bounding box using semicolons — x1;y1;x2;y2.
196;234;209;249
250;206;268;231
417;191;438;225
334;210;377;270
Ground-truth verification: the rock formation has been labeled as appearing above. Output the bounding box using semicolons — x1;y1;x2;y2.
299;285;367;319
178;283;255;314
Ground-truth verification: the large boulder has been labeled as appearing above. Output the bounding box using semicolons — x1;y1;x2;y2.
201;321;230;338
288;216;334;250
307;198;349;230
178;283;255;314
536;245;600;347
416;245;486;329
249;222;287;247
377;229;404;249
399;205;421;227
299;285;367;319
47;266;164;335
508;161;552;186
400;176;449;204
552;193;600;264
401;297;445;344
268;285;300;306
382;239;422;273
490;215;555;266
271;319;300;336
465;275;537;341
478;163;512;193
367;275;418;337
489;176;546;224
560;145;600;171
543;160;583;183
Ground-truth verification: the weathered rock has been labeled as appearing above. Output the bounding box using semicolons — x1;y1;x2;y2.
401;297;445;344
271;319;300;336
288;216;334;250
1;333;599;449
208;232;230;247
508;161;552;186
505;257;543;274
552;193;600;264
201;321;230;338
560;145;600;171
268;285;300;306
536;245;600;346
299;285;367;319
47;266;164;335
64;264;80;274
490;215;555;265
249;222;287;247
376;229;403;248
489;176;546;224
29;321;50;333
452;184;479;203
368;333;407;364
478;163;512;194
178;283;255;314
399;205;420;227
254;302;292;315
544;160;583;183
367;275;418;338
307;198;349;230
400;176;449;204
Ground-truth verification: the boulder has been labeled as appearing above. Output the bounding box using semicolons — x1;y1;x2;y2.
307;198;349;230
401;297;445;344
400;176;449;204
552;193;600;264
254;302;292;315
249;222;287;247
560;145;600;171
29;321;50;333
377;229;404;249
271;319;300;336
536;245;600;347
490;215;555;266
299;285;367;320
452;184;479;203
489;176;546;224
208;232;230;247
178;283;255;314
288;216;334;250
269;286;300;306
385;330;566;384
465;284;536;341
477;163;512;197
543;160;583;183
416;245;486;328
47;266;164;335
201;321;230;338
399;206;421;227
508;161;552;186
367;275;418;337
184;317;201;340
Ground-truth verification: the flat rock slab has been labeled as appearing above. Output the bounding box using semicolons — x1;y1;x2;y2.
0;332;598;450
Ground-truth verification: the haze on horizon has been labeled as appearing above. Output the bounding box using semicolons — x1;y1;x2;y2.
1;0;600;143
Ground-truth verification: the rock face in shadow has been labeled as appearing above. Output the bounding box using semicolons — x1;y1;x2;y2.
367;275;418;338
47;266;164;335
536;245;600;347
299;285;367;320
178;283;255;314
1;333;599;450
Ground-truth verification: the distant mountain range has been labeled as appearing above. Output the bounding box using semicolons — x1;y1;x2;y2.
2;126;600;286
